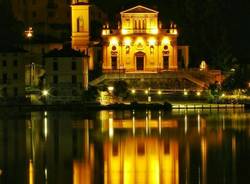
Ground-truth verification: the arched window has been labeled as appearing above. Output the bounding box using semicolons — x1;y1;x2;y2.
77;17;84;32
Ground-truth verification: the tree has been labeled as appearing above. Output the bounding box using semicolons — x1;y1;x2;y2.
82;86;99;102
113;80;129;99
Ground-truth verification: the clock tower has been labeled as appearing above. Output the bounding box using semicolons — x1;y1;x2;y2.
71;0;90;52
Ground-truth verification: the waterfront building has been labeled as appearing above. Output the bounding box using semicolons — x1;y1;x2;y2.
10;0;107;42
88;5;221;92
44;47;88;103
102;5;187;72
0;47;26;100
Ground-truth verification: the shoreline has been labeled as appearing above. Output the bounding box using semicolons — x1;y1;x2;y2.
0;102;247;111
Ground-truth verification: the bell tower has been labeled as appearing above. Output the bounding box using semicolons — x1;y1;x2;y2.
71;0;90;52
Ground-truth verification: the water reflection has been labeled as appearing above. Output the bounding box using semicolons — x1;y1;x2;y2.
0;110;249;184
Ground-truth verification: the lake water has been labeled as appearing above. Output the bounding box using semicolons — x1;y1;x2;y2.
0;109;250;184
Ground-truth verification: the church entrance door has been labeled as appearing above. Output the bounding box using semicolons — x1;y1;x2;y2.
135;52;145;71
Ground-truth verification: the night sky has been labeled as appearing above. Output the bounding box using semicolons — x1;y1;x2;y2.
95;0;250;60
0;0;249;67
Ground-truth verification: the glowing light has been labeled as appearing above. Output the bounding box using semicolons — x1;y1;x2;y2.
110;37;118;46
25;27;33;38
184;89;188;96
145;90;149;94
151;28;158;34
221;93;225;97
29;160;34;184
184;114;188;134
136;37;144;44
124;37;131;46
132;115;135;136
162;37;170;45
108;86;114;92
170;26;178;35
109;115;114;138
122;29;128;35
157;90;162;95
42;90;49;96
198;114;201;134
158;111;162;135
200;60;207;71
45;168;48;182
131;89;136;94
102;30;108;36
44;113;48;140
196;91;201;96
148;38;156;46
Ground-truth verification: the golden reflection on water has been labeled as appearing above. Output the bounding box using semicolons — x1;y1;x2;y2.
29;160;34;184
104;138;179;184
0;110;248;184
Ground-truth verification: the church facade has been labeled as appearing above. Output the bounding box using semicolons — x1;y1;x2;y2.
102;5;180;73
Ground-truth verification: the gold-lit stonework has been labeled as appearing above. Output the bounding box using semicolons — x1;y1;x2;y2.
102;5;178;73
71;0;90;52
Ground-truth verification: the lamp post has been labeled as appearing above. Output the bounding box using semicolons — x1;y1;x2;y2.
158;90;162;103
42;89;49;105
25;27;33;87
131;89;136;102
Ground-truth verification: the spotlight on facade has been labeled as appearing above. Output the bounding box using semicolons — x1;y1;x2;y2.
122;29;128;35
136;37;144;44
151;28;158;34
110;38;118;46
149;38;156;46
162;37;170;45
42;90;49;96
124;38;131;46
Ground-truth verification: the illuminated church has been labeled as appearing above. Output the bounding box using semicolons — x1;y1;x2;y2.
71;1;221;91
102;5;181;72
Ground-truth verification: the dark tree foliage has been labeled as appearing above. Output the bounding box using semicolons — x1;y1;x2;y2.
82;86;99;102
0;1;24;45
113;80;129;99
222;62;250;90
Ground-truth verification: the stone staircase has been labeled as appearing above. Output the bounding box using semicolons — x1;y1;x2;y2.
89;71;216;90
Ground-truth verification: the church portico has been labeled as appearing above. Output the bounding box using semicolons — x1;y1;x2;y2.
102;35;178;73
102;5;179;73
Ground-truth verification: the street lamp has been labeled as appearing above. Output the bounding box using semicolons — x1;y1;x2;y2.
108;86;114;93
42;89;49;97
131;89;136;102
184;89;188;96
25;27;33;39
42;89;49;105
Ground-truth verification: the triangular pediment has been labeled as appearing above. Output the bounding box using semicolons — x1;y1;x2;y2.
121;5;158;14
